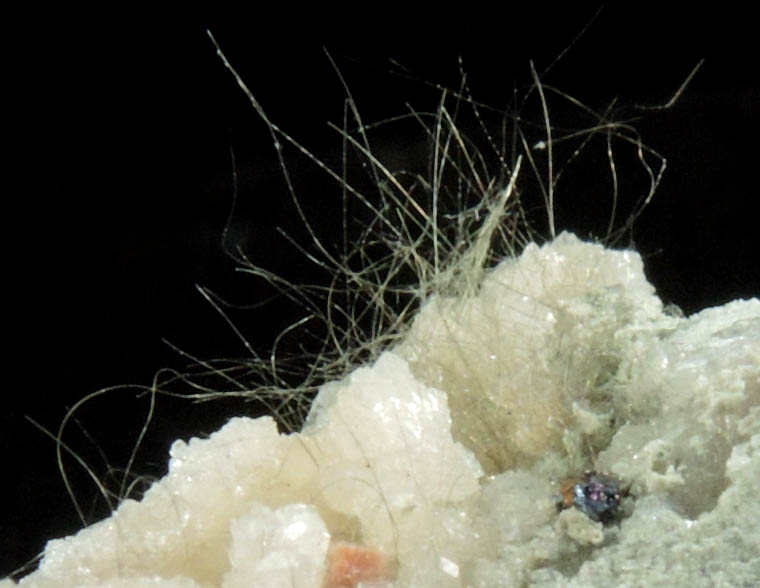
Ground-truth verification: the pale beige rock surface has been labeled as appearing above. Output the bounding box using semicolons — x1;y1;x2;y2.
10;234;759;587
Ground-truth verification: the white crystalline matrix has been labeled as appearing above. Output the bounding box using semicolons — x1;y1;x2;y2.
8;235;759;587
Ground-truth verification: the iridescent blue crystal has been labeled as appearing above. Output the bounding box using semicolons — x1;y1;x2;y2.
571;473;622;523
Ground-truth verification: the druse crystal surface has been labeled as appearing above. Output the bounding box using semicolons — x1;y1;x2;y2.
10;234;759;587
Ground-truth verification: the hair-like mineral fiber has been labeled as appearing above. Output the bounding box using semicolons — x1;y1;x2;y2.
10;30;728;587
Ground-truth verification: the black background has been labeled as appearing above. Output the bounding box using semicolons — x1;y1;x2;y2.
3;11;759;580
